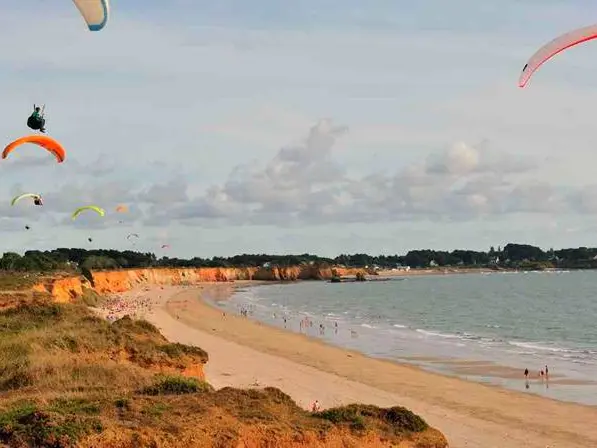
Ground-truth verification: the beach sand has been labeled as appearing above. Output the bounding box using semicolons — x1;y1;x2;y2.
98;283;597;448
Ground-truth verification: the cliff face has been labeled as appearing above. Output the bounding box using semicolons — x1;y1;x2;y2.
33;266;367;301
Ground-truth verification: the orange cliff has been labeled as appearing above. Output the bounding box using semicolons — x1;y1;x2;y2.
32;265;370;302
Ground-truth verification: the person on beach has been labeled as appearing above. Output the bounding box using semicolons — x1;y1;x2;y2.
545;365;549;379
524;368;529;379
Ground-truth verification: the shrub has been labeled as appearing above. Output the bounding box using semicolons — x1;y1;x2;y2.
140;375;213;396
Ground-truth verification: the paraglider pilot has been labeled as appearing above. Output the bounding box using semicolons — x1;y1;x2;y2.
33;195;43;206
27;105;46;133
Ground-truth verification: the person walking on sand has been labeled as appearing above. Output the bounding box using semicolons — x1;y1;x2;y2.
545;365;549;379
524;368;529;379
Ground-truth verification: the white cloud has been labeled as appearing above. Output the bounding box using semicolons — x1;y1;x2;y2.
132;121;587;230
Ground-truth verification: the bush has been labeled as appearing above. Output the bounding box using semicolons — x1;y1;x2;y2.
140;375;213;396
382;406;428;432
0;402;103;447
315;404;429;434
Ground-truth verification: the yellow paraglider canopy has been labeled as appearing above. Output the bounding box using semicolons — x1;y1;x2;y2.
72;205;105;220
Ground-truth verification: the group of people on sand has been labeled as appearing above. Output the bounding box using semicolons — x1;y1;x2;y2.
100;294;157;321
524;365;550;389
296;315;340;336
238;304;254;317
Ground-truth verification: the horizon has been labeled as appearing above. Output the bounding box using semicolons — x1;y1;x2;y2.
7;241;595;261
2;2;597;257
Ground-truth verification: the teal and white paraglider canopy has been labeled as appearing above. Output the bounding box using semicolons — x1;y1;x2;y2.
72;0;110;31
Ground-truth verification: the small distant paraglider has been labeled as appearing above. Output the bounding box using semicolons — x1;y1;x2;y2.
116;204;128;223
11;193;43;207
127;233;139;246
72;205;105;220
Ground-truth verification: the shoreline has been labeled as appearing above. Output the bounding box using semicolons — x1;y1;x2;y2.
193;282;597;398
223;280;597;406
96;282;597;447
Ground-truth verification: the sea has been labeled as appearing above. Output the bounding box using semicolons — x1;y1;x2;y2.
208;270;597;406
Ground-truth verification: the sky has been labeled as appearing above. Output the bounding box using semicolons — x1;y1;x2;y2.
1;1;597;258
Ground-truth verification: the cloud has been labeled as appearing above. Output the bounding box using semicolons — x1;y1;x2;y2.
138;179;189;205
136;120;583;228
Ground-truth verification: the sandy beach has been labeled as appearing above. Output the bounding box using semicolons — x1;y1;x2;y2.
96;282;597;448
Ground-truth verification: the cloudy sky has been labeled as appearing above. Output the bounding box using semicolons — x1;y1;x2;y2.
1;1;597;258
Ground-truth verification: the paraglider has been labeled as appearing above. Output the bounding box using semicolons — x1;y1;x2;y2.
116;205;128;223
519;23;597;88
11;193;43;207
161;244;170;249
127;233;139;240
72;205;105;220
27;105;46;133
25;225;30;230
72;0;110;31
88;237;93;242
3;135;66;163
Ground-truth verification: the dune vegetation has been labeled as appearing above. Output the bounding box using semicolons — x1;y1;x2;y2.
0;273;448;448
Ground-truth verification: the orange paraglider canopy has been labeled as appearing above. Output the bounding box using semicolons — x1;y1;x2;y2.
2;135;66;163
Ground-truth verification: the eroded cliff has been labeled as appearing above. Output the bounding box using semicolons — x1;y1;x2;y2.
32;265;367;302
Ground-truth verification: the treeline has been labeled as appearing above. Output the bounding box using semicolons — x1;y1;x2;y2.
1;243;597;273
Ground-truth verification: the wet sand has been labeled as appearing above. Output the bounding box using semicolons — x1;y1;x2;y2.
98;283;597;448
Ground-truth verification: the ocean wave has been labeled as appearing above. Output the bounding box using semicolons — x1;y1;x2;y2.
508;341;597;359
509;341;569;353
416;329;461;339
393;324;407;329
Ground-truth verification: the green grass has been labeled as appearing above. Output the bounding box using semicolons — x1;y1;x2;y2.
316;404;429;435
0;400;103;447
0;272;40;291
140;375;214;396
77;287;104;307
0;303;209;395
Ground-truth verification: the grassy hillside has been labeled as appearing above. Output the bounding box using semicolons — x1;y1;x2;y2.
0;276;447;447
